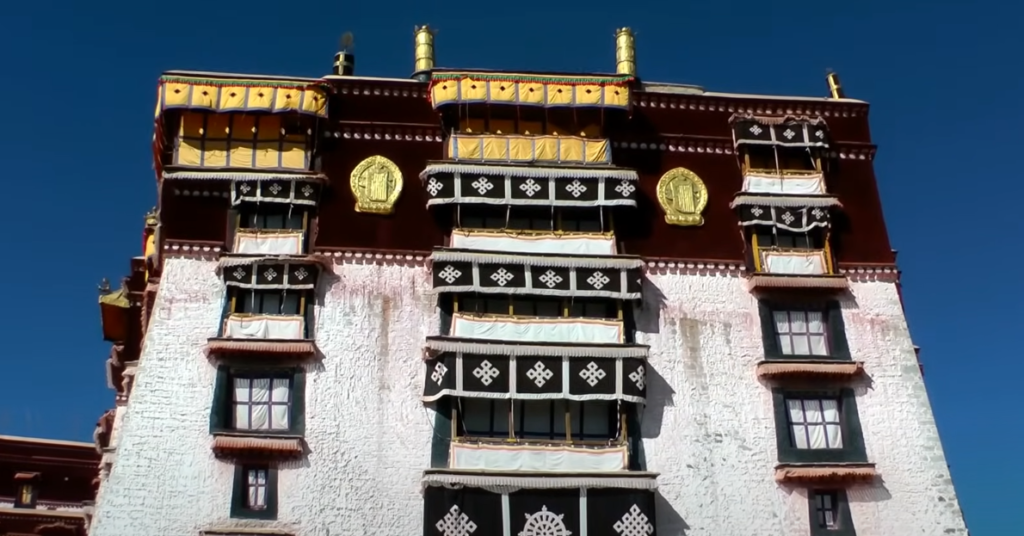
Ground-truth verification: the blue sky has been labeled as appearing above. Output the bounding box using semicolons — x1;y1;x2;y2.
1;0;1019;533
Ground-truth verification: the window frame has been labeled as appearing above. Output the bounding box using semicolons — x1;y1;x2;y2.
772;388;866;464
223;287;315;339
236;205;309;232
455;397;622;444
456;294;622;321
230;464;278;520
743;145;821;174
13;482;37;509
808;489;857;536
758;300;850;360
455;205;609;233
210;365;306;437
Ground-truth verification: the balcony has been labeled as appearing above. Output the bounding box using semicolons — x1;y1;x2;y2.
450;313;625;345
446;134;611;166
208;313;315;356
742;170;826;195
232;230;306;255
450;229;617;256
171;111;314;172
750;247;847;289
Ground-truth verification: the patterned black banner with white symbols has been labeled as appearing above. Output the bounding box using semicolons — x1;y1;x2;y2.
732;119;830;148
422;353;647;404
431;252;643;300
222;261;320;289
737;205;831;233
423;170;638;208
423;485;657;536
231;179;321;206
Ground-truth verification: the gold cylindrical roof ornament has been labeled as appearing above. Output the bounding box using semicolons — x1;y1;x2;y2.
413;25;435;79
826;71;846;99
615;28;636;76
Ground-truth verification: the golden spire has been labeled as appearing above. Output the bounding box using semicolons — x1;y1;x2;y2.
615;28;636;76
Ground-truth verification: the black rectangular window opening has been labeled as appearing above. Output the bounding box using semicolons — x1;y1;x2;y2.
231;288;306;316
240;207;305;231
231;464;278;520
458;295;620;320
457;398;618;442
808;489;856;535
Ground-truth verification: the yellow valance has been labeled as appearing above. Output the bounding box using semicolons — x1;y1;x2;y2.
156;74;328;118
430;72;632;109
173;112;311;171
447;134;611;165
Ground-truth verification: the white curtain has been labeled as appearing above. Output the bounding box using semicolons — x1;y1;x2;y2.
450;232;616;256
450;443;627;472
223;314;305;340
743;173;825;195
788;398;843;449
763;251;826;275
233;378;290;431
774;311;828;355
233;231;304;255
451;314;623;344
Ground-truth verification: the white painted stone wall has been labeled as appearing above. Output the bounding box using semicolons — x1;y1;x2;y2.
90;257;967;536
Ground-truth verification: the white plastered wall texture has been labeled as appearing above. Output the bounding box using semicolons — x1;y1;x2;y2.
90;257;967;536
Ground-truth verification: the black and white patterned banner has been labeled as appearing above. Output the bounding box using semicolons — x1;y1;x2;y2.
737;205;831;233
421;164;639;208
231;178;321;206
221;260;320;290
431;250;643;300
423;352;647;404
732;119;829;148
424;484;657;536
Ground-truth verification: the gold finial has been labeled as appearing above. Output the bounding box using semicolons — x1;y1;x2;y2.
615;27;636;76
98;278;111;295
144;207;159;228
414;25;436;76
826;70;845;99
334;31;356;75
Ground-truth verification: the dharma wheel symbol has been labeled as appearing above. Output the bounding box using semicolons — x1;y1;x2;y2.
520;506;572;536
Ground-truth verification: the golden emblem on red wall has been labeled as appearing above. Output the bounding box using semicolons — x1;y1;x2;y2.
350;155;403;215
656;167;708;226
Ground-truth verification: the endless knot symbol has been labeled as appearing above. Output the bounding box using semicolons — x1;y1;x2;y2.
783;129;796;140
749;125;763;136
815;129;825;139
565;180;587;198
538;270;563;288
490;268;514;286
438;265;462;284
526;361;554;388
471;177;494;195
301;184;314;197
579;362;607;387
615;180;636;197
750;207;764;217
587;271;611;290
238;183;252;194
781;212;795;224
520;179;542;197
812;208;825;219
293;267;309;280
268;183;283;195
613;505;654;536
473;360;500;386
436;505;478;536
232;268;246;280
629;366;646;390
431;362;448;385
263;268;278;280
426;178;444;196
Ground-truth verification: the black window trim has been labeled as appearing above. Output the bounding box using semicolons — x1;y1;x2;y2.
808;488;857;536
772;388;866;464
220;287;316;339
758;299;850;361
230;463;278;520
210;365;306;437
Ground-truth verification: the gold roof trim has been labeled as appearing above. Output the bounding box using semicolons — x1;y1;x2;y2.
98;280;130;309
430;71;633;109
155;74;328;118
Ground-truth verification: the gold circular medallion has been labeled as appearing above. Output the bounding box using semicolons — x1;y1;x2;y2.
350;155;403;215
656;167;708;226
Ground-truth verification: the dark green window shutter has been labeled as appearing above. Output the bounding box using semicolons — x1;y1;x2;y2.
229;464;245;516
304;295;316;339
626;403;646;471
840;388;867;462
430;399;452;468
759;301;781;358
808;489;857;536
230;465;278;520
827;301;851;360
264;466;279;519
210;365;230;433
771;388;792;461
291;367;307;436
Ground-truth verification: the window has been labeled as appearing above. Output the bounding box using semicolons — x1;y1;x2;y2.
459;295;620;320
759;301;849;360
457;206;607;233
458;398;618;442
772;389;866;464
231;288;306;316
809;490;856;536
755;228;825;250
175;112;310;171
774;310;828;356
744;145;818;173
231;465;277;519
233;376;291;431
14;483;36;508
210;366;305;436
239;207;305;231
786;397;843;449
